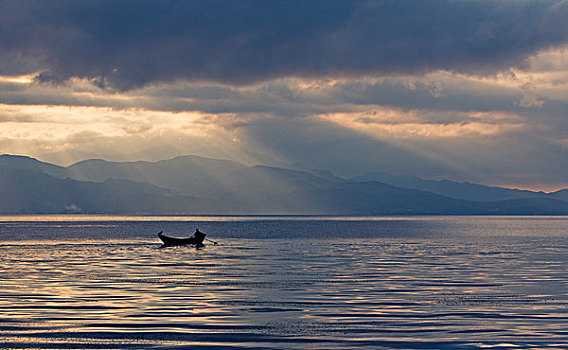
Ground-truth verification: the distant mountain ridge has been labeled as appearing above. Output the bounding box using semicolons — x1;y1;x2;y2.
66;155;247;197
0;167;218;214
350;172;546;202
1;154;568;215
0;154;68;178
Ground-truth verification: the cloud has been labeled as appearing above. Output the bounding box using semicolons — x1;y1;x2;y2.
1;0;568;89
319;108;526;139
0;103;241;162
1;2;568;190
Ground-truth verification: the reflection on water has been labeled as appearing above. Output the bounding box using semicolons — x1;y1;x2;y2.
0;217;567;349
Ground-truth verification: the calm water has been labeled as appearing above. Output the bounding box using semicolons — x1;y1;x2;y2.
0;216;567;349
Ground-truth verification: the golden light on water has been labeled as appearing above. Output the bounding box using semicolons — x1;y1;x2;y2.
2;217;568;348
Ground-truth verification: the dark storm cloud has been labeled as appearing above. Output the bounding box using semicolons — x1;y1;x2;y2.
1;0;568;89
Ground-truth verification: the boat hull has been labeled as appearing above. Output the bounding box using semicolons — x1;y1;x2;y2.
158;231;206;246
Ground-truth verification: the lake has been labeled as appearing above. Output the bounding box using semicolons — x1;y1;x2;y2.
1;216;567;349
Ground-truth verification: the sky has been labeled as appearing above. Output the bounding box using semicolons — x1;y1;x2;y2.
1;0;568;191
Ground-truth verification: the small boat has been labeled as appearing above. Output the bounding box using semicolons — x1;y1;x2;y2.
158;229;206;246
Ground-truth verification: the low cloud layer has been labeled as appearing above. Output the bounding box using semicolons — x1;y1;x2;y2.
2;1;568;89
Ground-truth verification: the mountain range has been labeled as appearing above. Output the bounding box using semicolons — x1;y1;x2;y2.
1;154;568;215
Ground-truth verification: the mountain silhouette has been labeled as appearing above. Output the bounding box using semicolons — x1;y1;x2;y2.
1;154;567;215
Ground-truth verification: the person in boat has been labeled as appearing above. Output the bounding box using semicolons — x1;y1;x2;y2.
192;228;206;242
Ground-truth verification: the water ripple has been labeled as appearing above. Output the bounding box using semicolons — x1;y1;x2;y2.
1;218;567;349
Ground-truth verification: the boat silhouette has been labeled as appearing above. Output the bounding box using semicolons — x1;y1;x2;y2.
158;229;206;246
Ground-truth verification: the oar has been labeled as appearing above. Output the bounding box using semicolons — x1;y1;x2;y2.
205;238;218;245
